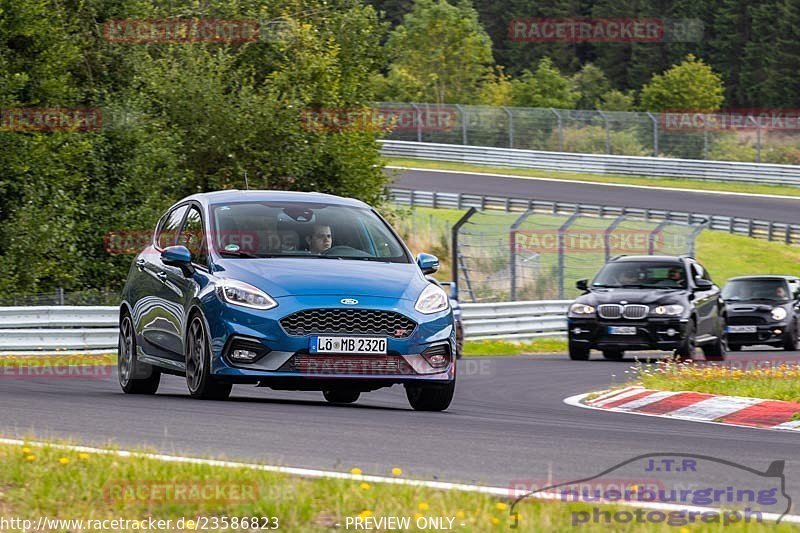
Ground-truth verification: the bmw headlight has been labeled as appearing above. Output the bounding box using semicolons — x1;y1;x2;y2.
771;307;788;321
217;279;277;310
653;304;684;316
415;284;449;314
569;303;596;315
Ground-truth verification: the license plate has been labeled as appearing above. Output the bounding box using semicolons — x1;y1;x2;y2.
310;336;387;354
726;325;757;333
608;326;636;335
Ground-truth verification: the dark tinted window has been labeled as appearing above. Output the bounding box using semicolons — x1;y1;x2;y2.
722;280;791;302
593;262;687;288
156;205;188;249
179;206;208;268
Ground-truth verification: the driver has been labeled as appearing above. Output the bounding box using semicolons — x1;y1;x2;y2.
307;224;332;254
776;286;789;299
666;266;684;285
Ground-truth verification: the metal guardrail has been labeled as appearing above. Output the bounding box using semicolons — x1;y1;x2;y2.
380;140;800;187
0;303;569;351
0;306;118;351
461;300;569;341
387;188;800;245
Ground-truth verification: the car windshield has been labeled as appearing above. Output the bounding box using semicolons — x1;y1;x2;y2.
210;201;410;263
722;279;791;302
592;262;687;288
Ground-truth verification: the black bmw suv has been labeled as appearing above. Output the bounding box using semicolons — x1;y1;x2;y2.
568;255;726;361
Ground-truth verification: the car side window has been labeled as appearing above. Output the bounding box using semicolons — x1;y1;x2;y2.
156;205;188;249
179;205;208;268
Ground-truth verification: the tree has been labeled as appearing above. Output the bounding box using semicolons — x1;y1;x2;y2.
380;0;494;103
596;89;636;111
640;55;724;111
571;63;610;109
510;57;579;108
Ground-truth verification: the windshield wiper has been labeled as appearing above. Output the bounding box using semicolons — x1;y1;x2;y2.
219;250;260;258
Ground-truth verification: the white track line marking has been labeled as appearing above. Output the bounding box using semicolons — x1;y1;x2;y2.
386;166;800;201
668;396;763;421
613;391;682;411
2;436;798;524
586;386;641;404
773;420;800;431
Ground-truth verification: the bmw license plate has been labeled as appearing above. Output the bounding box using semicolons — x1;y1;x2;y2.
726;325;757;333
310;336;387;354
608;326;636;335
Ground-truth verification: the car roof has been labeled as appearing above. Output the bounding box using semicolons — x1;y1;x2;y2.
178;190;370;209
726;275;798;282
610;255;684;264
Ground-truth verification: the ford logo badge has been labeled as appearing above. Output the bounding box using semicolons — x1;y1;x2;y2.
341;298;358;305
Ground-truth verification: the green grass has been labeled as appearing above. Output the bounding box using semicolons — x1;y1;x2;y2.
636;360;800;404
384;157;800;198
2;440;794;532
463;339;566;356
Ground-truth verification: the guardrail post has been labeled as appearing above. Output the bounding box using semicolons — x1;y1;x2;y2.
767;221;774;241
503;107;514;148
748;219;754;237
509;210;534;301
455;104;467;145
597;110;611;154
550;108;563;151
457;193;463;210
646;111;659;156
558;212;580;299
411;103;422;142
452;207;477;298
786;226;792;245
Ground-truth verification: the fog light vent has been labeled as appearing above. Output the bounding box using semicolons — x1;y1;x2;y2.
421;344;451;368
226;338;270;363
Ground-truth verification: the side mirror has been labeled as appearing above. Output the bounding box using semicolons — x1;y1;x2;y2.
694;278;713;290
417;253;439;275
576;279;588;291
161;245;194;275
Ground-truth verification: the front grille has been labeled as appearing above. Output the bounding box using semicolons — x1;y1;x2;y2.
598;305;622;319
280;308;417;338
727;316;767;325
292;355;412;375
622;305;649;319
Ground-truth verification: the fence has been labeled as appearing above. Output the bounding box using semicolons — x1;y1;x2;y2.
376;102;800;164
379;140;800;186
387;188;800;246
0;302;568;352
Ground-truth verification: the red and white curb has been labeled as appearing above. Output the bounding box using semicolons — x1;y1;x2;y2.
566;386;800;432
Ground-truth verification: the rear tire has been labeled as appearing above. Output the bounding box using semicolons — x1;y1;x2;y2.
601;350;624;360
406;380;455;411
118;313;161;395
702;337;727;361
323;390;361;404
186;314;232;401
568;344;590;360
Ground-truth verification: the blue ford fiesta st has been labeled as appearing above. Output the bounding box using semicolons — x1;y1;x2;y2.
118;190;456;410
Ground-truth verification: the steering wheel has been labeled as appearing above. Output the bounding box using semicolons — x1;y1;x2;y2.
323;245;371;257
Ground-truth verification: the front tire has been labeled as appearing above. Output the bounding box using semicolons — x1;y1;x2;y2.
568;344;590;360
702;335;727;361
782;321;798;351
323;390;361;404
186;314;232;400
118;313;160;395
405;380;455;411
675;320;696;361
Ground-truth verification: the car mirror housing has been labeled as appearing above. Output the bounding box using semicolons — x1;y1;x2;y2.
576;279;588;291
161;245;194;275
417;253;439;275
694;278;713;290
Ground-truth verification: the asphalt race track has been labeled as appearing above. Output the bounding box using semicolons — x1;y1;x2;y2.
2;349;799;499
388;168;800;224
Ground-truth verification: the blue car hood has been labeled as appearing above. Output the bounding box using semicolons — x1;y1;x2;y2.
216;258;428;301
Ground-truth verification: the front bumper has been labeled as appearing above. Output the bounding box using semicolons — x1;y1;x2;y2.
202;293;456;384
725;315;789;346
568;317;688;351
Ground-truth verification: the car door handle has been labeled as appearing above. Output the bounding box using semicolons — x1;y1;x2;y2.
135;259;146;271
156;271;168;282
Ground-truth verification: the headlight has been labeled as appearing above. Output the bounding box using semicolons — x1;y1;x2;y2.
217;279;277;310
653;304;684;316
569;303;596;315
415;284;449;314
771;307;788;321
